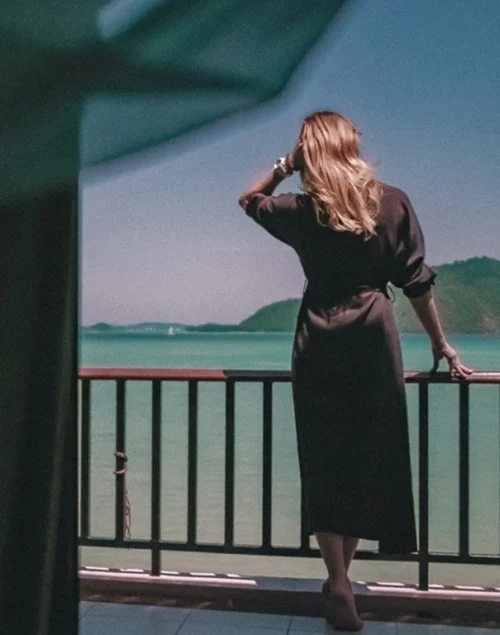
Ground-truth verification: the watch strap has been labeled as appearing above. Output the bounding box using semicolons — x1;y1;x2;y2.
274;157;293;178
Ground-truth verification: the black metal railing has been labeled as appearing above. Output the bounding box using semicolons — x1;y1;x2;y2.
78;368;500;590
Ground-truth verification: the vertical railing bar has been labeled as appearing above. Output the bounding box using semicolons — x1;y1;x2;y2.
262;381;273;550
151;379;162;575
224;380;235;549
418;381;430;590
115;379;126;543
459;382;470;559
80;379;91;539
77;371;500;569
300;486;309;552
187;381;198;547
499;385;500;558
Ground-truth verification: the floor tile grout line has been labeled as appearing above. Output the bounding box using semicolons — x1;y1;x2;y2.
79;603;95;619
180;610;293;628
174;619;186;635
79;603;96;619
175;621;291;635
78;608;197;630
175;607;193;633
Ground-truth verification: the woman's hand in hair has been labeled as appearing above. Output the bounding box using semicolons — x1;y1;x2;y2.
286;141;304;172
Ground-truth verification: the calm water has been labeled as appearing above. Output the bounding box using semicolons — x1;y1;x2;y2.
78;332;500;585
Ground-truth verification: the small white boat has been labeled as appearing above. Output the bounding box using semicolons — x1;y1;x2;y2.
168;327;175;335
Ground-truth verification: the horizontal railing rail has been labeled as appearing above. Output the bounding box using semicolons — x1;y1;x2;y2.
78;369;500;590
79;368;500;383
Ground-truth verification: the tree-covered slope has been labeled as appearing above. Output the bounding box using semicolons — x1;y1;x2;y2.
239;299;301;332
238;257;500;334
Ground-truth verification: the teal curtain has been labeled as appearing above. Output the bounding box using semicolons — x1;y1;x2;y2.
0;2;352;634
0;184;80;635
1;0;350;201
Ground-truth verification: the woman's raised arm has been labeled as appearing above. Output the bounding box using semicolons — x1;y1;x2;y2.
238;145;302;210
238;168;286;210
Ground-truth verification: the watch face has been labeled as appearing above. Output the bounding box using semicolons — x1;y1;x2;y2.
274;157;291;176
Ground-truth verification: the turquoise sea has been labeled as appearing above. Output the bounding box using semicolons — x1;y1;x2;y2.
78;332;500;586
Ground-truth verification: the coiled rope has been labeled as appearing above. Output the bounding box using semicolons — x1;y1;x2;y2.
114;451;132;539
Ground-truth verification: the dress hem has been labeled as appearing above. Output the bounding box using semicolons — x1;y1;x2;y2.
306;527;417;555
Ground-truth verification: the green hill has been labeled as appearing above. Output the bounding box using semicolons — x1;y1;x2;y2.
185;322;240;332
238;257;500;334
86;322;115;331
239;299;301;332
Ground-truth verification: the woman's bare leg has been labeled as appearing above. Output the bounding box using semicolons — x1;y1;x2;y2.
315;532;346;588
321;535;360;589
343;536;360;573
315;532;363;630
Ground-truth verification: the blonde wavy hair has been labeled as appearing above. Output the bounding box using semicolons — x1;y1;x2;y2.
299;111;382;238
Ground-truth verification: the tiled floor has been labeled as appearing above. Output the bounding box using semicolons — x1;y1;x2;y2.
79;602;497;635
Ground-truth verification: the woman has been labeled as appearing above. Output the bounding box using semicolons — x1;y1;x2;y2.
238;111;472;631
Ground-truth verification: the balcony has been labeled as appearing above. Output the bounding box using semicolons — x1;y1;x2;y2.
78;600;500;635
78;368;500;629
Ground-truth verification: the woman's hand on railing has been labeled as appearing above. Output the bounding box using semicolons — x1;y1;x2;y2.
430;341;473;379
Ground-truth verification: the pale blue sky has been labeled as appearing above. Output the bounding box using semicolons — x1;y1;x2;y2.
81;0;500;325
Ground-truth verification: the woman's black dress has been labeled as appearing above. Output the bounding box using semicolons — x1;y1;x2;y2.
245;185;435;554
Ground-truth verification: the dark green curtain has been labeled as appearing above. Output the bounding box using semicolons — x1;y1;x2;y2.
1;0;351;200
0;183;80;634
0;2;352;634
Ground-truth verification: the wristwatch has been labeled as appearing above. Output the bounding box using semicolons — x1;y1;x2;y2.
273;157;293;178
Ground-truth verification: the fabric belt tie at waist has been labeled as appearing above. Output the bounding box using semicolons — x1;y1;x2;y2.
304;282;390;299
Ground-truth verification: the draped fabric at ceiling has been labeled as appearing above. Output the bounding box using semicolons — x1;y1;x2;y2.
1;0;351;202
0;2;352;634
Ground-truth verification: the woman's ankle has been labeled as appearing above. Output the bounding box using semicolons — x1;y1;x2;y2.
325;574;352;596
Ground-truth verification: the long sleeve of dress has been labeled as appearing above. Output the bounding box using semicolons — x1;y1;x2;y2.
391;195;436;298
245;192;301;248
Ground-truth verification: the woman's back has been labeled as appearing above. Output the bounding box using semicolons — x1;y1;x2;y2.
245;183;435;302
238;109;471;631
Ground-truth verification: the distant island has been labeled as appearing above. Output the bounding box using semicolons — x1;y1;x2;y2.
81;257;500;335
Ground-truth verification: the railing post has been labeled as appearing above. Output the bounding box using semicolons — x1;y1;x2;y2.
75;369;500;574
459;382;470;560
151;380;162;575
262;381;273;550
300;487;310;552
80;379;91;539
114;379;127;543
418;382;429;590
187;381;198;548
224;379;235;549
